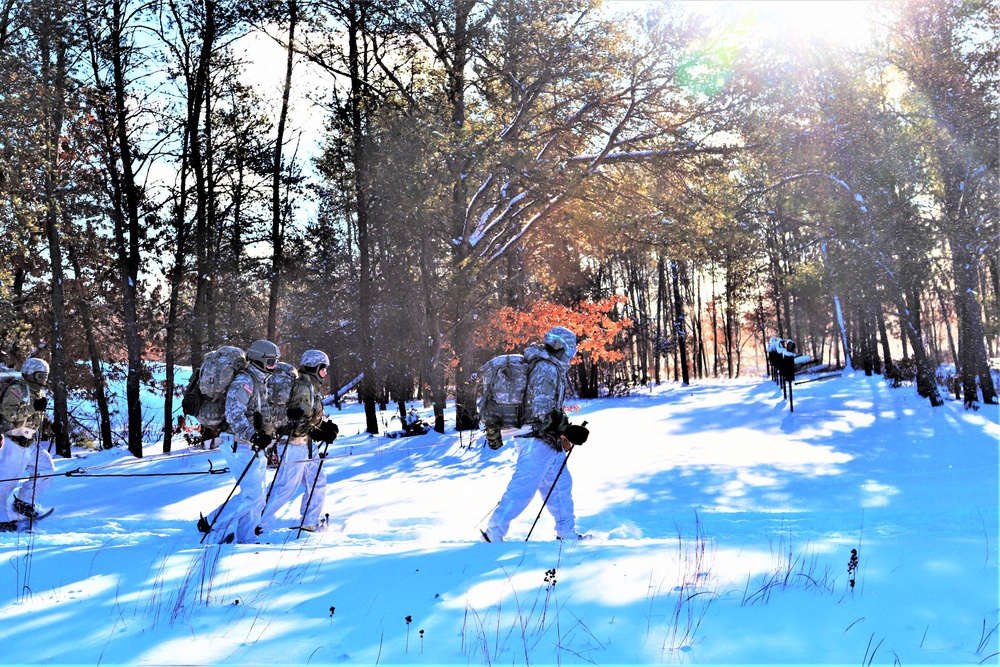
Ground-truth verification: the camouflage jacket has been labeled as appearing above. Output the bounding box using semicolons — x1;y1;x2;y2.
225;364;274;443
286;372;325;441
0;376;44;434
522;343;570;444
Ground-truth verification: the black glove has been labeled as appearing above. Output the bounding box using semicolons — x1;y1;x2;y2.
563;423;589;445
324;420;339;441
33;397;47;411
311;420;339;444
250;431;273;452
286;406;305;422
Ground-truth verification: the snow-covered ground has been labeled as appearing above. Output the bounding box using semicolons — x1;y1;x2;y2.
0;369;996;665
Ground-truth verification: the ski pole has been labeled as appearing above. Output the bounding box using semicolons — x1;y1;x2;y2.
27;422;43;532
297;437;332;539
524;420;587;542
199;448;259;544
265;411;303;503
264;436;291;503
200;412;264;544
525;446;573;542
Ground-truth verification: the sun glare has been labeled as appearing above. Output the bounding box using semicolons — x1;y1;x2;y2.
686;0;878;46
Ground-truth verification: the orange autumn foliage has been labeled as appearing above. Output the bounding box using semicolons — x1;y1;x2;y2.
478;297;631;364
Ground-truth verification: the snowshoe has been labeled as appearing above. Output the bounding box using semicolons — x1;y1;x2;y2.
27;507;53;522
12;497;39;519
556;532;593;541
480;528;503;543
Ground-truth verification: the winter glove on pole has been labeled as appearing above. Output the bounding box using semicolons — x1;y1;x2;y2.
250;431;272;452
33;397;47;411
249;410;272;451
563;421;589;445
310;420;339;444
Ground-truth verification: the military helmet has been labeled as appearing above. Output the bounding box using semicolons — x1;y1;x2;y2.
22;358;50;387
300;349;329;377
247;340;280;371
300;349;329;369
544;326;577;360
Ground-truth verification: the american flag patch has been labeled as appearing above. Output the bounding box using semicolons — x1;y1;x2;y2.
243;383;253;393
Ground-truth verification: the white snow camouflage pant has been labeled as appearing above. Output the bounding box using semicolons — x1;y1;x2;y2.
208;436;267;543
0;435;54;521
485;436;575;541
258;440;327;531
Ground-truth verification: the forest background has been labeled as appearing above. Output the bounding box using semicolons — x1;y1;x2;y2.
0;0;996;458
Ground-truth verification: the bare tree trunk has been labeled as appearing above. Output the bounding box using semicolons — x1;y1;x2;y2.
420;233;447;433
876;300;893;377
109;0;147;456
346;0;378;433
671;260;690;386
187;0;215;365
951;240;998;405
267;0;297;340
654;255;664;384
40;21;71;457
68;242;114;451
162;109;191;453
447;0;480;432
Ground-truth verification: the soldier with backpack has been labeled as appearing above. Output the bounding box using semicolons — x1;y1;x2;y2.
264;361;299;468
480;326;590;543
198;340;281;544
0;358;55;531
258;349;340;535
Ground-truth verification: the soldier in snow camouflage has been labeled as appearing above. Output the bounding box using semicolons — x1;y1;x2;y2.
203;340;280;544
482;326;589;542
0;359;54;530
258;350;339;534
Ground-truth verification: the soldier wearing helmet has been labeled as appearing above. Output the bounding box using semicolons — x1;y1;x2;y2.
481;326;590;543
259;349;339;535
0;358;55;530
203;340;281;543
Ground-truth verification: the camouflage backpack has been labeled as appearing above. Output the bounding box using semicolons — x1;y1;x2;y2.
0;371;29;431
476;353;559;431
182;346;248;430
268;361;299;432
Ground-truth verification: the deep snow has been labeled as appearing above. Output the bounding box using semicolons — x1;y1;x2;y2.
0;368;996;666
